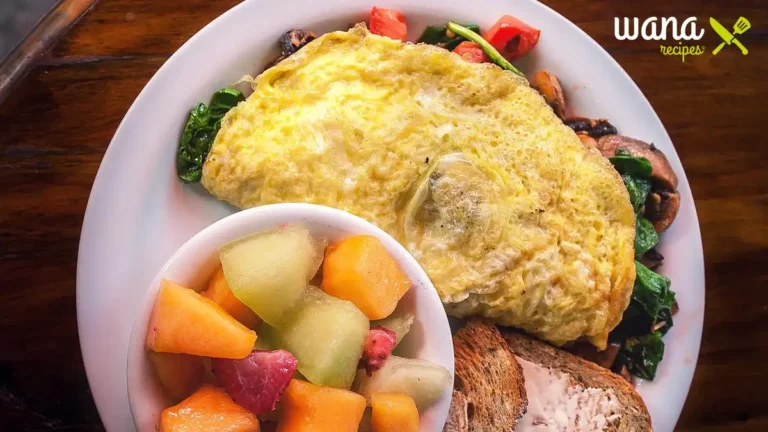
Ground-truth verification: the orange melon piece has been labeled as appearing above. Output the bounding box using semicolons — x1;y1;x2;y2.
277;379;365;432
150;352;205;402
160;384;260;432
146;279;257;359
204;265;261;329
321;235;411;320
371;393;419;432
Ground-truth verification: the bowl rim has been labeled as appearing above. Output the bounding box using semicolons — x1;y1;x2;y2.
125;203;455;430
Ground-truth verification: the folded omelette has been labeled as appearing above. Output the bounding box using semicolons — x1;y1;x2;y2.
202;25;636;348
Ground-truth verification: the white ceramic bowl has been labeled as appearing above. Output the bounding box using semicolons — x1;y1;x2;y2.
126;203;455;431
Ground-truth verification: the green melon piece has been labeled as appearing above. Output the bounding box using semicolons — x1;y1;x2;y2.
353;355;452;410
263;287;369;389
220;225;326;327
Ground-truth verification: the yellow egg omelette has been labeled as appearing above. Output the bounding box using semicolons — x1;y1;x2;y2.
202;24;636;348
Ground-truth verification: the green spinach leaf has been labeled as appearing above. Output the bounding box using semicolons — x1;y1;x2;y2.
609;261;672;342
177;88;244;183
617;331;665;380
209;88;246;119
417;24;480;51
655;289;676;336
181;103;210;148
609;154;653;179
635;216;659;259
622;174;652;214
633;260;671;320
610;300;651;341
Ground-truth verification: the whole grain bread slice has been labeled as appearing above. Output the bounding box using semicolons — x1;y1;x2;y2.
444;319;527;432
501;328;653;432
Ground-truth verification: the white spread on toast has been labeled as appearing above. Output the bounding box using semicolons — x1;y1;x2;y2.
515;357;621;431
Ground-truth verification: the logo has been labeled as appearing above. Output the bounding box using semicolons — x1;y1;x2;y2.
710;17;750;55
614;17;706;62
614;17;704;41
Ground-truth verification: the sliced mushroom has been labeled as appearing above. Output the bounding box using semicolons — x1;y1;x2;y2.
278;29;317;56
264;30;317;71
645;190;680;233
564;117;618;138
596;135;679;191
640;248;664;270
531;70;566;119
568;342;621;369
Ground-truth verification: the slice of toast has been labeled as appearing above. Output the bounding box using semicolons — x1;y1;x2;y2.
444;319;527;431
501;329;653;432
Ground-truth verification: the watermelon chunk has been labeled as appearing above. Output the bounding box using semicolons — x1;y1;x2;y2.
212;350;298;415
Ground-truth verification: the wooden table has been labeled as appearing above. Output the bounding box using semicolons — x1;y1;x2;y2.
0;0;766;430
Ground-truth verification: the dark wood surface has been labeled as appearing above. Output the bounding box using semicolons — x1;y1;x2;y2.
0;0;766;430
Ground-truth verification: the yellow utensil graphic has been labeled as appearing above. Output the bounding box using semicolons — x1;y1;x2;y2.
712;17;751;55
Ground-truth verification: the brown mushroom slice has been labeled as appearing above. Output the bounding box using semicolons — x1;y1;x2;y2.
597;135;679;191
640;248;664;270
567;342;621;369
645;190;680;233
278;29;317;56
264;29;318;71
531;70;566;119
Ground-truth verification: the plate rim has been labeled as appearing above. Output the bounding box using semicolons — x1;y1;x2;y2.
76;0;705;430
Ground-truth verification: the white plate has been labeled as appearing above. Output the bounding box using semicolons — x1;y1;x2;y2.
76;0;705;431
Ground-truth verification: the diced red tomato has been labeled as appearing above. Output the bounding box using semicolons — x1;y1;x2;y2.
483;15;541;61
370;7;407;41
452;41;490;63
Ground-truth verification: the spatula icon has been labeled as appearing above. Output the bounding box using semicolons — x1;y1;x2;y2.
711;17;750;55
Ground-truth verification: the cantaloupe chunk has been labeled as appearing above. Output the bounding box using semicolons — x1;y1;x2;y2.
160;384;260;432
370;393;419;432
204;265;261;329
150;352;205;402
277;379;365;432
321;235;411;320
146;279;257;359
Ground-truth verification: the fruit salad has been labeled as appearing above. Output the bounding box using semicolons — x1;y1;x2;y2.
145;225;451;432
